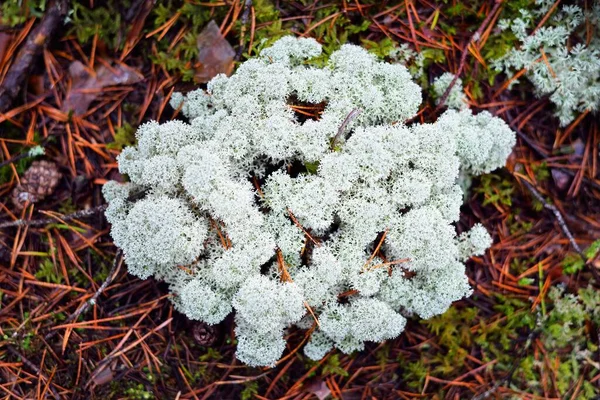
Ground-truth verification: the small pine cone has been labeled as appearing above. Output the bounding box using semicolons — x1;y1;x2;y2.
192;322;217;347
11;161;61;211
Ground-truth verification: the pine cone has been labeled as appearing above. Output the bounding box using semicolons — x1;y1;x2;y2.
192;322;217;347
11;161;61;211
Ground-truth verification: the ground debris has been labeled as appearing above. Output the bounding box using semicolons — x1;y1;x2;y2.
62;60;143;115
194;20;235;83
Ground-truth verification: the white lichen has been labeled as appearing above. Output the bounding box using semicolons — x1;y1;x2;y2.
432;72;468;110
495;2;600;126
104;36;516;367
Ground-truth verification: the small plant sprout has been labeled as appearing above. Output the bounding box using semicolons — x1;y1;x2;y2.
104;36;516;367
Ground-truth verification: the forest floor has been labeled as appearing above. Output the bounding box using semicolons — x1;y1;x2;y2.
0;1;599;399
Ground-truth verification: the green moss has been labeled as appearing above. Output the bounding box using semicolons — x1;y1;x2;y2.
1;0;47;27
107;123;137;151
123;383;153;400
562;239;600;274
321;353;349;377
35;258;63;284
400;284;600;397
149;2;230;81
474;173;515;207
68;0;129;49
240;381;259;400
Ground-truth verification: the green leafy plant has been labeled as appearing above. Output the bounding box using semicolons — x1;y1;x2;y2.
1;0;47;27
107;123;137;151
35;259;63;284
240;381;259;400
68;0;129;49
321;354;349;377
562;239;600;274
475;173;515;207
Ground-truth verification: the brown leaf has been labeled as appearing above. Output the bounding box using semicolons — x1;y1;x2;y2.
194;20;235;83
572;138;585;157
551;169;571;191
91;365;114;386
62;60;143;115
304;378;331;400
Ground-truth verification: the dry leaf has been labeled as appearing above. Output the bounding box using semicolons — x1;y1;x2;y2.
194;20;235;83
62;60;143;115
91;365;114;386
304;378;331;400
551;169;571;191
572;138;585;157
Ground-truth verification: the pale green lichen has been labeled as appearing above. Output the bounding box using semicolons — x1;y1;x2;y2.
495;1;600;126
104;36;515;367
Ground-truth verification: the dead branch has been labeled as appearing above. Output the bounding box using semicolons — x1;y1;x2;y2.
471;312;542;400
44;249;123;341
0;204;107;230
520;179;582;255
235;0;253;60
0;0;69;112
6;344;61;399
519;178;600;282
331;108;362;150
436;0;503;110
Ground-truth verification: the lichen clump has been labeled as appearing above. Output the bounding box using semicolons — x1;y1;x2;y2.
495;2;600;126
104;36;515;367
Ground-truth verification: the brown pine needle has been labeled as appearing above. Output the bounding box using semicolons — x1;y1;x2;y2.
361;229;389;271
276;249;320;328
287;208;320;246
369;258;411;270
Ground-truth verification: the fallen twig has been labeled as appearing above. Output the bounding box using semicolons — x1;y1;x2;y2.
0;145;45;169
87;316;173;388
0;0;69;112
436;0;503;110
331;108;362;150
214;370;271;385
518;177;600;282
0;204;108;229
6;344;61;399
44;249;123;341
500;95;600;192
471;312;542;400
235;0;253;60
520;178;582;255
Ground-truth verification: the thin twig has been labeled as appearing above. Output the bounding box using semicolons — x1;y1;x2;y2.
276;248;320;328
519;177;600;281
0;204;107;229
287;208;320;246
45;249;123;341
0;150;34;169
6;344;60;399
0;0;69;112
87;316;173;388
361;229;388;272
436;0;503;110
471;313;542;400
0;145;46;169
214;371;271;385
500;95;600;191
520;179;582;255
331;108;362;150
235;0;253;60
